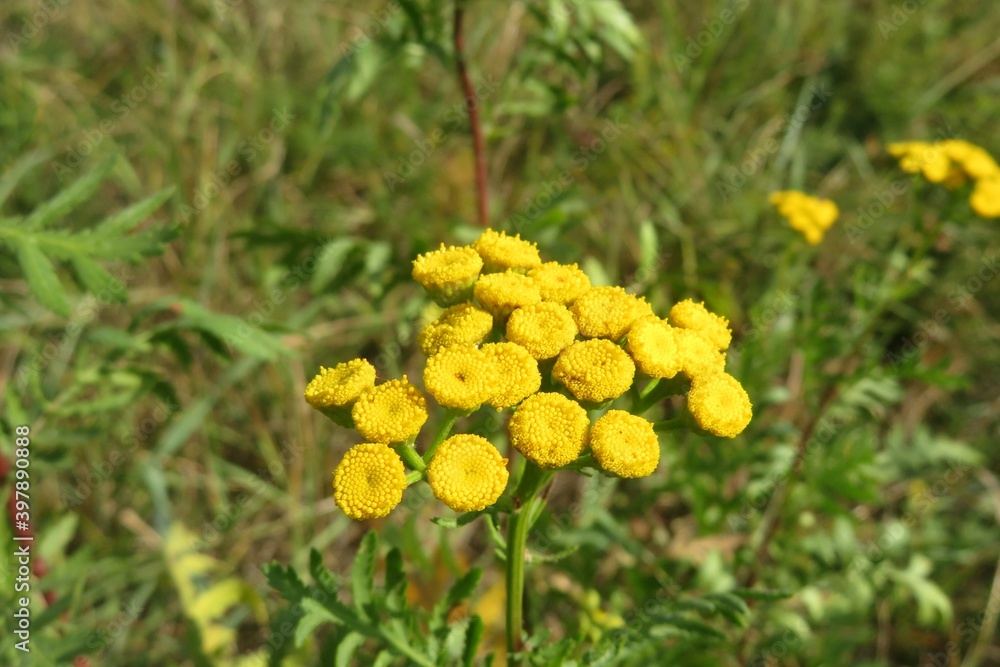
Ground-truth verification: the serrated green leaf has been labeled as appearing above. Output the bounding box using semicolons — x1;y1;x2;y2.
462;615;484;667
373;651;395;667
310;548;340;596
0;149;50;208
432;510;484;529
294;607;329;648
649;613;727;641
264;562;310;603
384;547;406;597
703;592;750;627
351;531;377;618
70;256;126;303
432;568;482;630
15;239;70;316
335;631;366;667
22;153;117;230
96;186;175;235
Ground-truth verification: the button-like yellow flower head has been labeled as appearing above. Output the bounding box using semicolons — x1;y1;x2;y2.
352;376;429;443
333;443;408;520
474;271;543;318
506;302;579;360
424;346;496;411
769;191;839;245
304;358;376;409
590;410;659;478
507;392;590;468
686;372;753;438
473;229;542;273
675;329;727;381
571;286;653;340
412;244;483;305
418;302;494;355
553;339;635;403
626;317;682;379
482;342;542;409
971;176;1000;219
669;299;732;351
528;261;592;305
427;434;509;512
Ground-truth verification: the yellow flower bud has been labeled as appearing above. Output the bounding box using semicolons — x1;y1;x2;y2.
669;299;732;351
482;342;542;409
553;339;635;403
424;346;495;411
506;302;578;360
590;410;659;478
474;271;543;318
528;261;592;305
508;392;589;468
626;317;682;379
427;434;509;512
304;359;376;409
352;376;429;443
418;302;494;355
686;372;752;438
333;443;408;520
571;286;653;340
412;244;483;305
473;229;542;273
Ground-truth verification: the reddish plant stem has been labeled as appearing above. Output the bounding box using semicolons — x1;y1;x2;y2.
453;0;489;227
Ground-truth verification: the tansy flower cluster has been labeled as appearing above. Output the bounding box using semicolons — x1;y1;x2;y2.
888;139;1000;218
304;229;753;521
770;191;840;244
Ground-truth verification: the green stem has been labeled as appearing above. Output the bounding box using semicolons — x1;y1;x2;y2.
505;461;553;664
633;376;687;415
394;437;427;473
422;410;460;463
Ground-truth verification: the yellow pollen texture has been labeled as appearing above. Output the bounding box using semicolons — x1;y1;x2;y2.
528;261;592;305
333;443;408;520
351;376;429;443
506;302;579;360
686;372;753;438
626;317;682;379
553;339;635;403
571;286;653;340
427;434;509;512
304;358;376;409
507;392;590;468
590;410;660;478
668;299;732;351
424;346;496;410
481;342;542;409
473;271;543;318
418;302;494;355
473;229;542;272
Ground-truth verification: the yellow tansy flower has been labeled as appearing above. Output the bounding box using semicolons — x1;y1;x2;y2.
626;317;682;379
508;392;589;468
424;346;496;410
333;443;408;520
669;299;732;351
590;410;659;478
528;261;592;305
304;358;376;409
971;176;1000;218
770;191;839;245
473;229;542;273
888;141;952;183
553;339;635;403
418;302;494;355
482;342;542;409
412;244;483;305
940;140;1000;181
352;376;429;443
686;372;753;438
571;286;654;340
427;434;509;512
506;302;579;360
675;329;726;381
474;271;543;318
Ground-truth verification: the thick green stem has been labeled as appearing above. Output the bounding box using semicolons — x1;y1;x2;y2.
422;410;460;463
394;437;426;473
505;461;552;663
633;376;687;415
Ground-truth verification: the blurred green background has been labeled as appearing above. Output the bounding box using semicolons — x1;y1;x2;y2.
1;0;999;665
